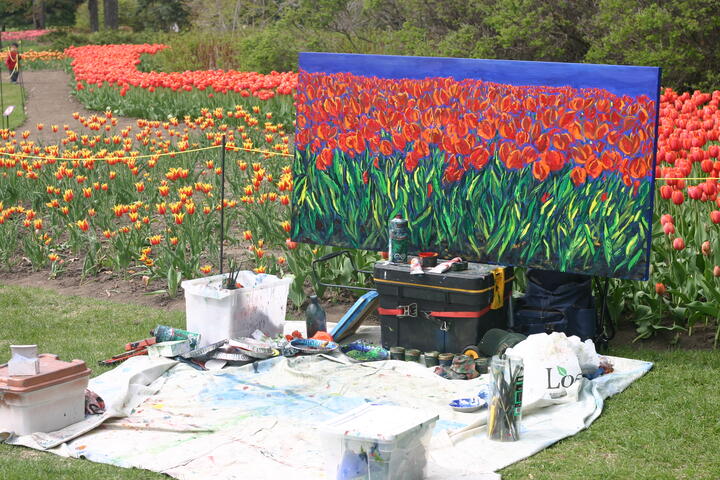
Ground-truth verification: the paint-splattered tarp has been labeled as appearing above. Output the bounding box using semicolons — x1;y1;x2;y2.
4;351;651;479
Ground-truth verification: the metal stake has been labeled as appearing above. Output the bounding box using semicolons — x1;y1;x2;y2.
219;134;226;273
0;25;5;129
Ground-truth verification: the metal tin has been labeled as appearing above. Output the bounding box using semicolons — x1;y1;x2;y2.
424;351;439;367
405;348;421;362
438;353;454;367
229;337;274;357
181;339;227;359
210;351;254;362
389;346;405;360
389;216;409;263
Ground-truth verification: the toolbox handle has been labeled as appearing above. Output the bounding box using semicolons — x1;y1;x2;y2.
311;249;374;292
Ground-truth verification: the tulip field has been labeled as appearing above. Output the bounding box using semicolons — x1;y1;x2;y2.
1;43;719;342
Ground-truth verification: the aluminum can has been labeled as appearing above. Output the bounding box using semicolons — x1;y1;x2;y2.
388;215;409;263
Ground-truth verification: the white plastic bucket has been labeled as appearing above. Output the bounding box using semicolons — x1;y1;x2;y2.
181;271;294;347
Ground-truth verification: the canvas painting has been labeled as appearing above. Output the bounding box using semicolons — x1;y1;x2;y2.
291;53;661;280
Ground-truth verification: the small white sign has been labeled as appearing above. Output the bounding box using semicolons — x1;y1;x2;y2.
3;105;14;116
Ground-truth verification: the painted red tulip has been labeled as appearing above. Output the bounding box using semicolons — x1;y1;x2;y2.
672;237;685;250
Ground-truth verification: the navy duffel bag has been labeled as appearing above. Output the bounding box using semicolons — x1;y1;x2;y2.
513;269;597;341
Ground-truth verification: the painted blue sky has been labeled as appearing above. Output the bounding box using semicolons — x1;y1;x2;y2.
299;52;661;99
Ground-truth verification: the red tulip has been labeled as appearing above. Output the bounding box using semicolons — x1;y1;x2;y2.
659;185;672;199
671;190;684;205
714;265;720;277
702;241;711;256
663;223;675;235
660;214;674;225
672;237;685;250
711;210;720;224
655;283;666;295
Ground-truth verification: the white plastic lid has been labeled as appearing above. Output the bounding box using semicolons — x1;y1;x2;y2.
321;403;439;444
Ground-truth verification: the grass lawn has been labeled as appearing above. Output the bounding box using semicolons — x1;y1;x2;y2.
0;283;718;479
0;82;25;130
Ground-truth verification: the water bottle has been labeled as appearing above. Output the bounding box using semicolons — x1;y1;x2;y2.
305;295;327;338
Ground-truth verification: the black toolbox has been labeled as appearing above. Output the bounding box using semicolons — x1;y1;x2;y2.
374;261;514;353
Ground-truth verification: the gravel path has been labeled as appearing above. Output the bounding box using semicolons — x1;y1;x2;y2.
18;69;136;143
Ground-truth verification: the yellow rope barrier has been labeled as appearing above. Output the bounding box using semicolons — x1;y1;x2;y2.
226;145;293;158
658;177;720;181
0;144;293;162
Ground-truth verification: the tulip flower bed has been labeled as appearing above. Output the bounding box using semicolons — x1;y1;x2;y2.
18;49;69;70
0;105;360;305
0;29;51;42
66;44;297;122
624;88;720;343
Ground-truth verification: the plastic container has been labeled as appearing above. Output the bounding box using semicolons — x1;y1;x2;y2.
182;271;294;347
320;404;438;480
0;354;91;435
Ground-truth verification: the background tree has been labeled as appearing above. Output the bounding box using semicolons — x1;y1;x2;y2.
32;0;46;28
103;0;118;29
135;0;190;31
585;0;720;91
88;0;99;31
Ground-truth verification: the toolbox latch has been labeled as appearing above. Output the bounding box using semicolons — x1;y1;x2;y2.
491;268;505;310
398;303;418;317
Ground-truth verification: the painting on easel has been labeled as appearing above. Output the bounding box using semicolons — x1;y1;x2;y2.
291;53;661;280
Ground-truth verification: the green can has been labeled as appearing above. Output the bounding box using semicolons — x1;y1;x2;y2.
389;215;409;263
405;348;421;362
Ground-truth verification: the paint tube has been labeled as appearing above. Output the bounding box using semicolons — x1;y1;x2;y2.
409;257;423;275
428;257;462;274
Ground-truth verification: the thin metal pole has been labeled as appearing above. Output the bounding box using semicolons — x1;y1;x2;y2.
0;26;5;129
17;41;24;111
219;134;226;273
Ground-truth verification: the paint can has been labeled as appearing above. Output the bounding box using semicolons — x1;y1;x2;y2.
389;346;405;360
388;215;409;263
424;351;439;367
438;353;454;367
405;349;421;362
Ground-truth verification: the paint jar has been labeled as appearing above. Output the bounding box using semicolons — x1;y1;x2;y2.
438;353;454;367
389;346;405;361
405;349;421;362
424;351;439;367
487;355;524;442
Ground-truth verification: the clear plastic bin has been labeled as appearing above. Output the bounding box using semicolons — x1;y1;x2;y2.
182;271;293;347
319;403;438;480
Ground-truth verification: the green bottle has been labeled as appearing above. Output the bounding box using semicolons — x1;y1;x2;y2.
305;295;327;338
